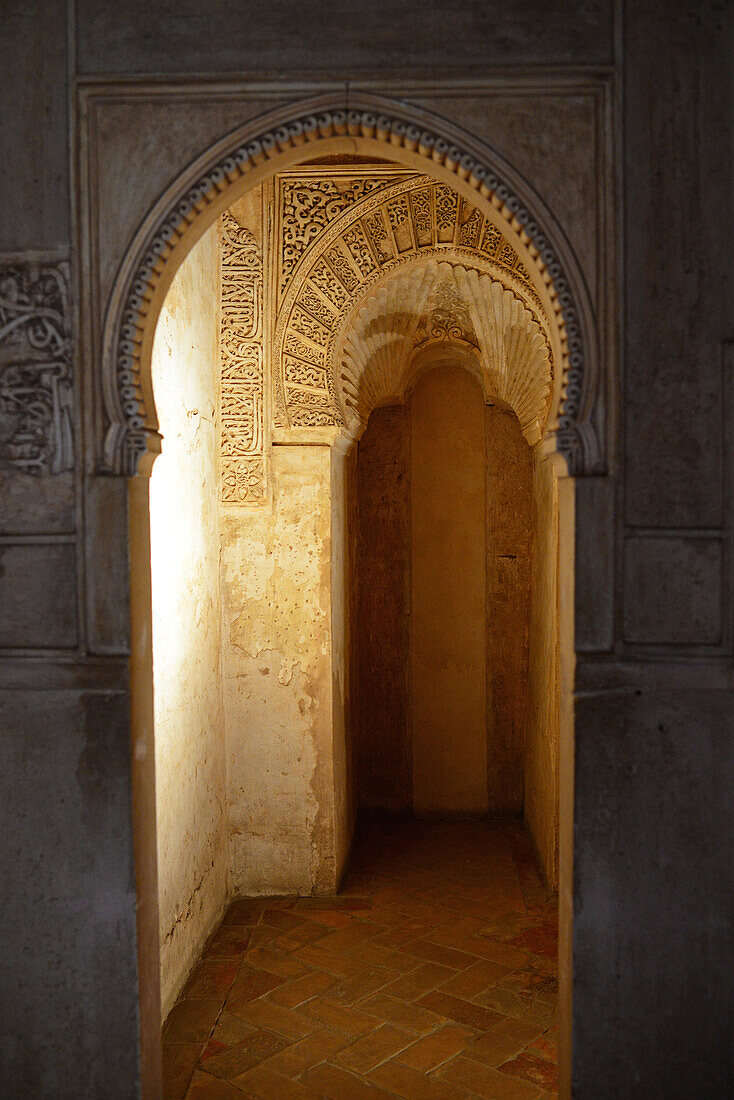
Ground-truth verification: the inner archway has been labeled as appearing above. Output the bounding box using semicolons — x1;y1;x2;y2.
355;362;538;824
123;96;584;1098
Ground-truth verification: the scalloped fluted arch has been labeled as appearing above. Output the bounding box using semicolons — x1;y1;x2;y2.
336;260;552;446
102;92;600;476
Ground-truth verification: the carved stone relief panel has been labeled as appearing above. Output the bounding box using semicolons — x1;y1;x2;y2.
279;174;391;296
216;164;557;501
219;203;265;503
0;257;73;475
270;166;551;431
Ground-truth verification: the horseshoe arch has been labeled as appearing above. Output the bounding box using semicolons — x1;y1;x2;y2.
101;92;601;478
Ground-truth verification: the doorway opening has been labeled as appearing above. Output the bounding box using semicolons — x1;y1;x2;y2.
355;361;540;826
124;110;579;1097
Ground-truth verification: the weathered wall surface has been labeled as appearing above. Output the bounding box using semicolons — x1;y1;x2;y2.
355;390;536;818
149;224;228;1017
220;444;339;896
356;406;413;811
526;454;560;886
0;3;69;251
330;445;357;881
568;3;734;1096
485;404;534;813
74;1;615;74
0;690;141;1096
411;366;488;815
573;687;734;1099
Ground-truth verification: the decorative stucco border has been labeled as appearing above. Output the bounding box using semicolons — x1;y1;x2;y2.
102;93;600;477
0;253;73;476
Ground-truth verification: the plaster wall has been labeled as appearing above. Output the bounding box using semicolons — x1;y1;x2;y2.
485;404;534;813
354;383;535;816
330;445;357;880
411;366;488;815
355;406;413;811
220;444;340;896
149;223;228;1017
525;454;560;886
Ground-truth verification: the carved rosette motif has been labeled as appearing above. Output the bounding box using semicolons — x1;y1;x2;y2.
108;102;595;477
273;173;550;430
0;258;73;475
220;211;265;502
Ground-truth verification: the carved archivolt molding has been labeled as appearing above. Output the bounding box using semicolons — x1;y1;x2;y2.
105;97;598;477
0;258;73;475
219;210;265;503
273;169;551;431
337;261;551;446
460;268;552;444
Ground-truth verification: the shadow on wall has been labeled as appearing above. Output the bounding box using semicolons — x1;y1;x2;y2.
353;362;560;883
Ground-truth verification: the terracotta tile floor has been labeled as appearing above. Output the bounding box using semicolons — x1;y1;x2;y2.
163;816;559;1099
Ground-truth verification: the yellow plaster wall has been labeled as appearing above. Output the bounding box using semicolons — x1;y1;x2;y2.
149;223;228;1018
525;452;561;886
330;444;357;882
220;444;342;896
410;366;489;815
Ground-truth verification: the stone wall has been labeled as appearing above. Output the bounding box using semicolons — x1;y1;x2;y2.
148;224;228;1016
355;406;413;811
485;404;534;814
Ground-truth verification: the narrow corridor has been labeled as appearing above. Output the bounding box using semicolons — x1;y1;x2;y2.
163;818;558;1099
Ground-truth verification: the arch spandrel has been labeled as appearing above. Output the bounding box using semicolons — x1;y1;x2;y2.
102;94;600;478
273;169;556;438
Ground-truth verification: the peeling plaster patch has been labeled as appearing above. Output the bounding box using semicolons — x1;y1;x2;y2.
221;445;339;896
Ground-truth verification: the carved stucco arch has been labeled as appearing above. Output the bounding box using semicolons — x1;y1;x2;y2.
272;169;556;438
102;93;600;477
332;257;552;446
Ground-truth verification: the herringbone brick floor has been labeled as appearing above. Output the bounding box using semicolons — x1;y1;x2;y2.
163;816;559;1099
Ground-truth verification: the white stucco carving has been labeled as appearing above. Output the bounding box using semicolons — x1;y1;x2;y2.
337;261;551;445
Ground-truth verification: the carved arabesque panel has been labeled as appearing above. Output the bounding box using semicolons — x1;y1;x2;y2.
220;209;265;502
279;174;400;297
0;258;73;475
272;170;550;430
